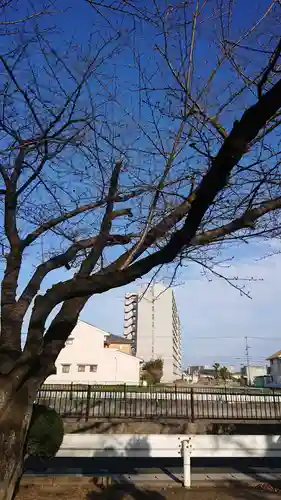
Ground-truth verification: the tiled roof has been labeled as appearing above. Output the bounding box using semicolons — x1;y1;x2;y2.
267;349;281;360
105;334;132;345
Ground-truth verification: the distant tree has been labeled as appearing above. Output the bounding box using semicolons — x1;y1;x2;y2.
219;366;231;382
213;363;221;379
141;358;164;385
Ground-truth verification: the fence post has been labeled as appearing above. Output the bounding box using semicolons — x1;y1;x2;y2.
182;440;191;488
272;388;277;419
124;383;127;417
175;384;178;418
190;388;195;423
85;385;91;422
225;385;229;418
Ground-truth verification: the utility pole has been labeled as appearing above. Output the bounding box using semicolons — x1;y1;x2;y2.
151;286;155;360
245;336;251;386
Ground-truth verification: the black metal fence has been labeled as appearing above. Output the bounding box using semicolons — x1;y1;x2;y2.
36;384;281;421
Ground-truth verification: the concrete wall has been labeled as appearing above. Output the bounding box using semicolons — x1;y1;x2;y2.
135;289;154;361
106;343;132;355
124;284;182;383
270;358;281;385
45;320;141;385
123;293;138;355
242;365;267;385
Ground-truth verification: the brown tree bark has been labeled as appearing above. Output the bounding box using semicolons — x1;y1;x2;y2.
0;377;39;500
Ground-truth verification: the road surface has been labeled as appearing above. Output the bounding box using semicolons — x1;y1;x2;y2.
25;455;281;484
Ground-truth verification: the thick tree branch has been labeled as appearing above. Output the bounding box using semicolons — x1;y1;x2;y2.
0;164;10;185
0;251;23;371
2;148;24;250
22;191;139;248
107;198;193;272
26;73;281;330
0;146;27;368
191;196;281;246
24;164;128;362
258;38;281;99
23;199;192;362
74;160;123;276
23;162;130;360
31;193;281;328
10;146;27;185
16;149;49;197
17;233;132;330
4;7;281;390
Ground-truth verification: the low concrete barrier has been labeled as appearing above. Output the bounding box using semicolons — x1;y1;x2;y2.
57;433;281;487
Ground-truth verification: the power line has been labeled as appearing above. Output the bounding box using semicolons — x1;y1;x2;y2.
186;336;281;341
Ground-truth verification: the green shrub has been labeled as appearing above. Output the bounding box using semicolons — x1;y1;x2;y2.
26;404;64;458
141;358;163;384
141;371;156;385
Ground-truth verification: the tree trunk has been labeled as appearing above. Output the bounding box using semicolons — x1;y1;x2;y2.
0;381;38;500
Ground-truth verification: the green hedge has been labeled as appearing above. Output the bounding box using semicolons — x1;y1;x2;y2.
26;404;64;458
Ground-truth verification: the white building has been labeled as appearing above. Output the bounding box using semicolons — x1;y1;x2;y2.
267;350;281;386
241;365;267;385
46;320;141;385
123;284;182;382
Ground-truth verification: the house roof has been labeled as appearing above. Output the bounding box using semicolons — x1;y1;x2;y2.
104;334;132;345
78;319;112;336
200;368;216;376
267;350;281;360
77;321;131;344
106;348;142;361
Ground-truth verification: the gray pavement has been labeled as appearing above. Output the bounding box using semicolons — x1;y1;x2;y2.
24;456;281;486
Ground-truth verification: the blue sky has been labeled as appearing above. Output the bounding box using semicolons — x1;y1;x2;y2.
19;233;281;369
78;237;281;370
2;1;280;370
57;0;281;369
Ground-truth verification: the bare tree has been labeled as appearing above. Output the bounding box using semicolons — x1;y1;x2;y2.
1;1;281;498
0;0;59;36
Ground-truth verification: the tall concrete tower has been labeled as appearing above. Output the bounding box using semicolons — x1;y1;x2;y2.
123;284;181;382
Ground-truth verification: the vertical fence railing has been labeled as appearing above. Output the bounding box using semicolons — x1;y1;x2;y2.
85;385;91;422
190;387;194;422
36;385;281;421
124;383;127;418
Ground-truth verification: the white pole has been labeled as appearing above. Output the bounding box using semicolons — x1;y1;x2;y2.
182;440;191;488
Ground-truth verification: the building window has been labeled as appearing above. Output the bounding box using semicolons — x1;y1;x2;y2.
78;365;86;372
89;364;98;372
65;337;74;346
62;364;70;373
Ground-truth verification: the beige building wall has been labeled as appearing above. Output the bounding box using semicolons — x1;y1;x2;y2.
124;284;182;383
106;343;132;355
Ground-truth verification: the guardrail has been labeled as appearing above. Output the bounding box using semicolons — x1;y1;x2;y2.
57;433;281;488
37;385;281;421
